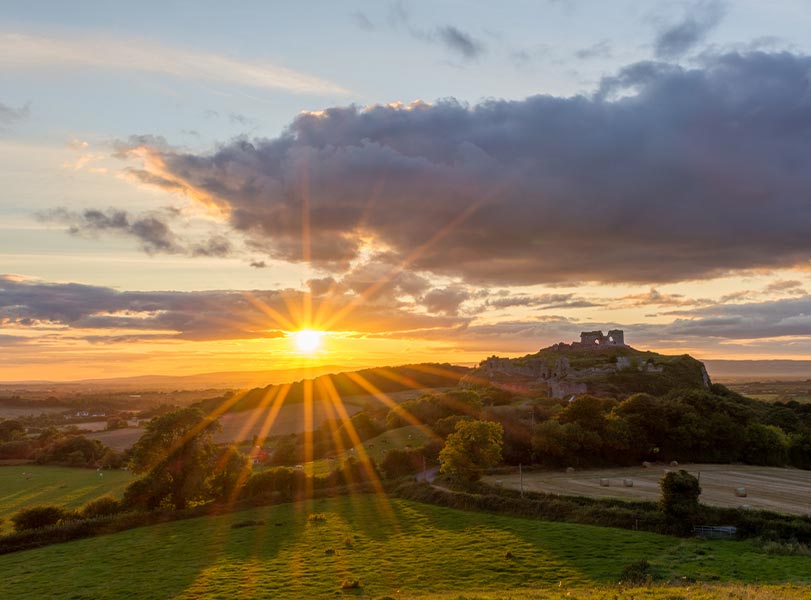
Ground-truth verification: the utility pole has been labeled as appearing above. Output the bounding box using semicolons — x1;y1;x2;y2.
519;463;524;498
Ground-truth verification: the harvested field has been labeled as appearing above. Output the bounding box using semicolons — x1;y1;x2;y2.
484;464;811;516
89;427;143;451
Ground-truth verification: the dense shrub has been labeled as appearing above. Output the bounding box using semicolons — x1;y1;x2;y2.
0;439;35;459
659;470;701;527
380;448;423;479
619;559;653;584
35;436;113;467
242;467;308;501
11;505;72;532
80;496;123;519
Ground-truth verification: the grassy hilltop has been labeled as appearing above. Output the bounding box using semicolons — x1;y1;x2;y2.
477;343;710;398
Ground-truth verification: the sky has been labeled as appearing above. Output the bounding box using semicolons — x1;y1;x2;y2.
2;0;811;381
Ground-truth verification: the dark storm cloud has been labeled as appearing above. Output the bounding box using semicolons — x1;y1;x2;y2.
0;275;465;344
121;51;811;286
653;0;726;59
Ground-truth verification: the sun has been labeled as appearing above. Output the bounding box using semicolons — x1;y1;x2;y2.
293;329;323;354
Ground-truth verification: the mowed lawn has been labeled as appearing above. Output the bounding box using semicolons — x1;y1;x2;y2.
1;494;810;599
0;466;134;533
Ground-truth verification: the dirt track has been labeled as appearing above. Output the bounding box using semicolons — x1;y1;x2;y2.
484;464;811;516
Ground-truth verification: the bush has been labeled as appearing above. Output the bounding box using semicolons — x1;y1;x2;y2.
619;559;653;584
242;467;307;501
339;578;361;589
230;520;265;529
80;496;123;519
659;470;701;522
11;505;72;532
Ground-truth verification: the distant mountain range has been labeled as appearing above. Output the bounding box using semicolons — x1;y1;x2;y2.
0;365;355;391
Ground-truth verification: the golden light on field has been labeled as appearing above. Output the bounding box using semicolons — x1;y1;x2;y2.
293;328;323;354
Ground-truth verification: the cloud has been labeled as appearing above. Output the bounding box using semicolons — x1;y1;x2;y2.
764;279;805;295
422;285;471;316
574;40;612;60
436;26;486;61
388;4;485;61
0;275;466;344
653;0;726;59
665;296;811;339
0;100;29;125
116;51;811;286
40;208;232;257
0;32;348;96
487;293;602;310
619;288;703;308
353;11;375;31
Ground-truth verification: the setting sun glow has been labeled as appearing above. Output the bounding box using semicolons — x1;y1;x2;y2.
293;329;323;354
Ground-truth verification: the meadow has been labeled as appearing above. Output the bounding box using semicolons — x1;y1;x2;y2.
306;424;432;476
1;494;810;599
0;465;133;534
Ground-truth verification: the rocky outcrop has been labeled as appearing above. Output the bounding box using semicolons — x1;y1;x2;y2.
465;333;710;399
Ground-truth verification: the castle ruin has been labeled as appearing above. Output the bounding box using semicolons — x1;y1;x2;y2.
577;329;625;347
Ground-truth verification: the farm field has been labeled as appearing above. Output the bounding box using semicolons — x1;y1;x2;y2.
89;388;433;451
1;495;811;599
0;406;66;419
484;464;811;516
306;424;434;476
0;465;134;534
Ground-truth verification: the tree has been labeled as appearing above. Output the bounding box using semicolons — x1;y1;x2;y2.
127;407;221;510
659;469;701;526
0;419;25;442
380;447;423;479
439;420;503;482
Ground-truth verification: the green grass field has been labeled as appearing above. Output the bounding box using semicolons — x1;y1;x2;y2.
1;494;810;599
0;466;134;533
306;425;433;476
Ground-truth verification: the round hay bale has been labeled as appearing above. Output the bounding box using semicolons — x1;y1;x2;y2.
623;479;634;487
566;467;575;473
669;460;679;467
642;461;651;468
740;504;752;510
734;487;747;498
600;478;610;487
